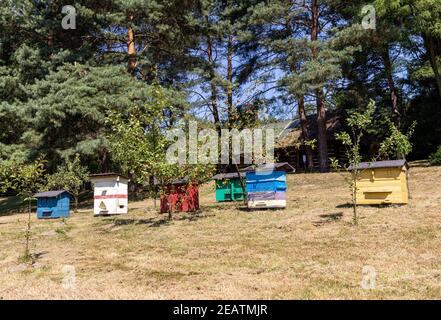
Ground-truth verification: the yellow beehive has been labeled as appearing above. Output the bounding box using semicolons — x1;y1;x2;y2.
350;160;409;205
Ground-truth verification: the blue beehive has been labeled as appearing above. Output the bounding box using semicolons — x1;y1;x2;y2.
246;171;287;193
34;190;70;219
244;163;295;209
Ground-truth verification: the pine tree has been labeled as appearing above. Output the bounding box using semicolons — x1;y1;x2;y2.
249;0;358;172
0;0;199;172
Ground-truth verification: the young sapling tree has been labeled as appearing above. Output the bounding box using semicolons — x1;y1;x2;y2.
46;154;89;212
10;158;46;262
331;100;376;225
331;101;416;225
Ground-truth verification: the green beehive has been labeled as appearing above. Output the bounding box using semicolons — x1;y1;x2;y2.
212;172;246;202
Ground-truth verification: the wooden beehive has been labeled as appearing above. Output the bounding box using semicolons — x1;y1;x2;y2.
90;173;129;216
212;172;246;202
349;160;409;205
243;163;295;209
159;179;199;213
34;190;70;219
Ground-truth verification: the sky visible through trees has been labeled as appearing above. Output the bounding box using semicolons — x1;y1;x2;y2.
1;0;441;176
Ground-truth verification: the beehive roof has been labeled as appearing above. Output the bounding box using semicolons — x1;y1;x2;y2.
34;190;67;198
154;178;196;186
242;162;296;173
89;173;129;180
348;160;408;171
212;172;246;180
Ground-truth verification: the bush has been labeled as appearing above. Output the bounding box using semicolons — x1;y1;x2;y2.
429;146;441;166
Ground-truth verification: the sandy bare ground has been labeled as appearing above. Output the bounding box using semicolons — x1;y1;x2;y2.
1;166;441;299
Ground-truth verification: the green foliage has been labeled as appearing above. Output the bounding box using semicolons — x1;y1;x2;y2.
333;99;415;225
429;146;441;165
332;100;377;225
0;157;46;197
0;159;16;193
107;85;215;191
334;100;377;170
46;154;89;212
10;157;46;198
379;121;417;159
6;157;47;263
1;0;441;179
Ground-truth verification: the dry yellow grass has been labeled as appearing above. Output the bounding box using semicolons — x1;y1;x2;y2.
1;166;441;299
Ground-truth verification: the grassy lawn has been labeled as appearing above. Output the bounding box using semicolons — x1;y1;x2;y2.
1;166;441;299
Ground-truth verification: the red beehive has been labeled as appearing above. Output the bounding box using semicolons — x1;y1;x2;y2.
159;180;199;213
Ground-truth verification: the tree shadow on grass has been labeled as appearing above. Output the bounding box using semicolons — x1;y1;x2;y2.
100;216;171;228
19;251;48;265
336;203;353;209
336;202;406;209
77;191;93;210
237;207;285;212
0;196;34;217
173;210;216;222
313;212;344;227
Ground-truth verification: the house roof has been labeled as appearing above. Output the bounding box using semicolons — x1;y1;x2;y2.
262;120;297;139
34;190;67;198
348;160;408;171
212;172;246;180
275;111;344;149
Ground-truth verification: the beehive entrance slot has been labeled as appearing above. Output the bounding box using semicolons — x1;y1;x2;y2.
42;211;53;217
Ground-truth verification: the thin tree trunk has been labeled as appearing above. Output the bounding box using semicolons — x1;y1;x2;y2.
425;34;441;101
381;46;401;127
311;0;329;173
316;89;329;172
25;199;31;260
74;195;78;213
233;163;247;206
206;16;221;136
127;16;137;73
227;34;234;129
298;95;314;171
353;172;358;225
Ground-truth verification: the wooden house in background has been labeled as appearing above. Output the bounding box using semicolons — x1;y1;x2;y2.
273;112;347;171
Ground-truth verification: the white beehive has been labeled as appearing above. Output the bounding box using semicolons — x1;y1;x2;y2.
90;174;129;216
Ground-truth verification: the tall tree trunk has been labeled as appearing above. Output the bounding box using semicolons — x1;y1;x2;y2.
227;34;234;129
381;45;401;127
424;34;441;102
286;20;313;171
205;16;221;136
298;96;314;171
316;90;329;172
127;16;137;73
311;0;329;172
